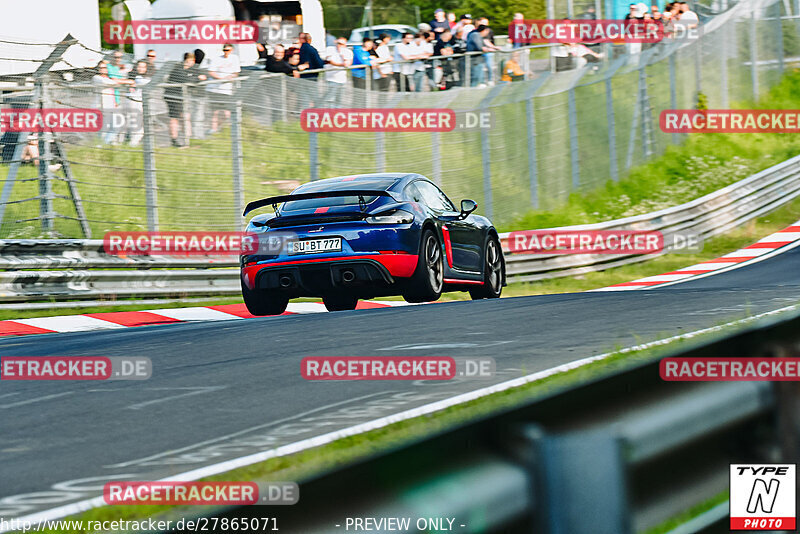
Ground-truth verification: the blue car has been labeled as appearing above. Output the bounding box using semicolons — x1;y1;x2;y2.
240;173;505;314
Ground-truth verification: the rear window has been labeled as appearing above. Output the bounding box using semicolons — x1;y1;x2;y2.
281;195;379;212
280;177;397;212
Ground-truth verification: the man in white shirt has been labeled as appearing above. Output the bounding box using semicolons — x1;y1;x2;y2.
393;32;417;91
323;37;353;106
374;33;393;91
207;44;241;133
410;33;428;92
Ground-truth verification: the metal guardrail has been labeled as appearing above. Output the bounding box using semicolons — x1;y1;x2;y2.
0;153;798;302
165;304;800;534
497;153;800;282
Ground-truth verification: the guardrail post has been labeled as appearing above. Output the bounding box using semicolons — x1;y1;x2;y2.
431;131;441;186
605;78;618;182
231;98;245;230
309;132;319;181
775;2;785;76
526;426;632;534
669;53;678;145
141;86;159;231
750;10;759;101
568;87;579;190
465;54;471;88
526;99;539;208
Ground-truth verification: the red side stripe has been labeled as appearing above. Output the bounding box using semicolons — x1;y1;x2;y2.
441;225;454;268
0;321;56;336
84;311;181;327
443;278;484;285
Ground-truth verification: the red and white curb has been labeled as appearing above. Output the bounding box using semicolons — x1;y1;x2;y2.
0;300;413;338
595;221;800;291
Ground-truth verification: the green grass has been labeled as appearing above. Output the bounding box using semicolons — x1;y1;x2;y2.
503;68;800;231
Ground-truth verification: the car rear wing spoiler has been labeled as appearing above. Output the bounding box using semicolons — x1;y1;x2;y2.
243;189;398;216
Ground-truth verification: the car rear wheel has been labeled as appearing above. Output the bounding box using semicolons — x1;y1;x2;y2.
241;278;290;316
403;229;443;303
470;236;504;300
323;293;359;311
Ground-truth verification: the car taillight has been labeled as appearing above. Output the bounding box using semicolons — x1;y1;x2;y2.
365;210;414;224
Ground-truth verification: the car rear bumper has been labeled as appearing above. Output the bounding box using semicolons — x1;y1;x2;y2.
241;253;418;294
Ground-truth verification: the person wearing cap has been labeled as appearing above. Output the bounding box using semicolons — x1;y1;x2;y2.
459;14;475;35
430;9;449;34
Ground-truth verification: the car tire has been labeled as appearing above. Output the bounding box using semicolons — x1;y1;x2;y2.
403;228;444;303
323;293;359;311
241;277;290;316
470;235;504;300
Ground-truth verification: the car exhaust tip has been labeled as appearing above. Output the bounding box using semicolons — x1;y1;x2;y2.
279;274;293;288
341;269;356;283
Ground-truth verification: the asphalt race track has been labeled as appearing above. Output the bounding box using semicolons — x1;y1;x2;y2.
1;245;799;519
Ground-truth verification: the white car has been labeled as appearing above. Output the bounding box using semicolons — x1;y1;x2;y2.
347;24;419;46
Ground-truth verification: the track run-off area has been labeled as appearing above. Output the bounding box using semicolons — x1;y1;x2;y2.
1;224;800;525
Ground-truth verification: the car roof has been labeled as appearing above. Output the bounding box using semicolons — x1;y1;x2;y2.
293;173;424;193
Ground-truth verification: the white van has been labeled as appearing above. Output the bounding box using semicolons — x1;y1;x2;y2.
124;0;325;67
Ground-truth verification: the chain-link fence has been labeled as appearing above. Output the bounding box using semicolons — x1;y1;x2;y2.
0;0;793;238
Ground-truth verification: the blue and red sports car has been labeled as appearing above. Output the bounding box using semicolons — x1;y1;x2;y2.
240;173;505;314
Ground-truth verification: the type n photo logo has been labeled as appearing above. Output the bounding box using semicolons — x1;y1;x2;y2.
730;464;796;530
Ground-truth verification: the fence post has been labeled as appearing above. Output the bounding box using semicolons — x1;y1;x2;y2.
376;132;385;172
694;37;702;99
526;99;539;209
721;22;729;109
605;78;618;182
309;132;319;181
776;2;785;76
431;132;441;186
37;131;54;235
231;98;245;229
750;10;759;101
36;82;54;235
281;75;288;121
141;86;159;232
669;52;678;145
568;87;580;191
465;54;471;88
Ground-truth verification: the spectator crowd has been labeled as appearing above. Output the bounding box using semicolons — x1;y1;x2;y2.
85;2;700;146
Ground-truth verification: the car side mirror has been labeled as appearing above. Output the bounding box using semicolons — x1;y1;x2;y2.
460;199;477;219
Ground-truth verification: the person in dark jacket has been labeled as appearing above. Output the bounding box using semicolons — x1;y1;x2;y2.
266;45;297;76
164;52;206;147
298;33;324;79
